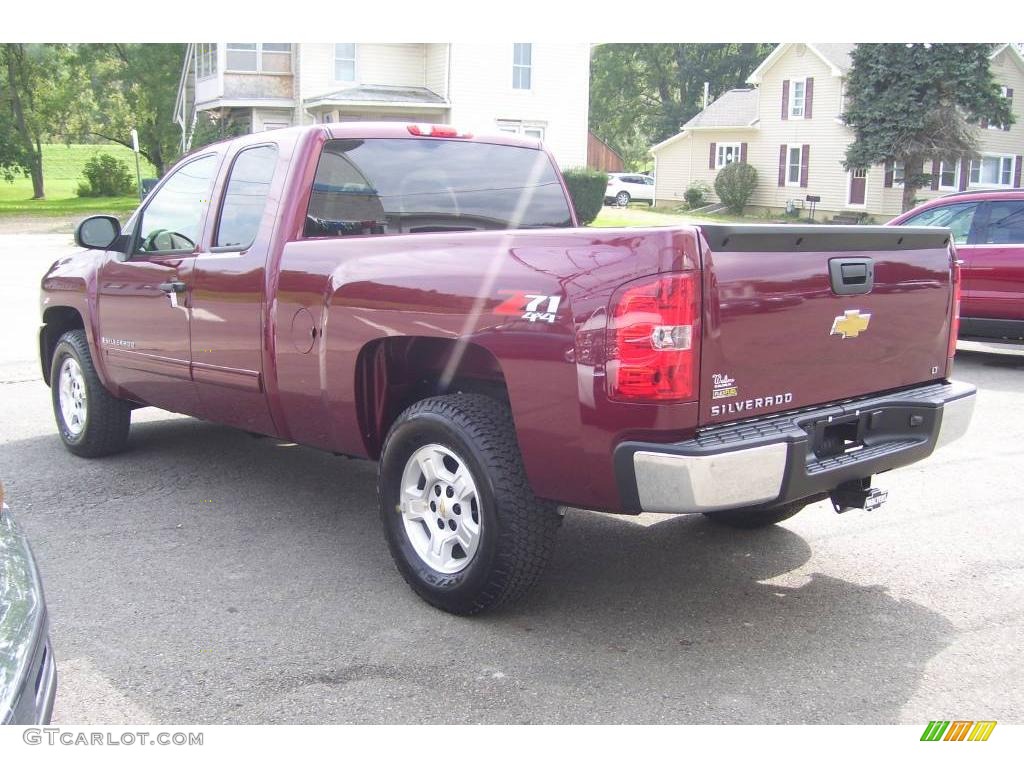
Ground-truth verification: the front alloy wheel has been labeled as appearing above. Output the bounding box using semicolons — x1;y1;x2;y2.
615;191;630;206
57;357;88;437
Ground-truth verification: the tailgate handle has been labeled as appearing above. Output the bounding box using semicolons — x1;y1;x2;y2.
829;258;874;295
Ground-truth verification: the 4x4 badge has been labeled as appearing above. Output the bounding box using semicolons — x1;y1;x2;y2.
831;309;871;339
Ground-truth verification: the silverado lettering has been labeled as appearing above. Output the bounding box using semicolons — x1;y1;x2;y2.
39;122;976;615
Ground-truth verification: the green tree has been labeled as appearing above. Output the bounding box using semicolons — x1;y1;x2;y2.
78;44;187;176
189;111;248;151
843;44;1014;212
0;44;85;198
589;44;775;168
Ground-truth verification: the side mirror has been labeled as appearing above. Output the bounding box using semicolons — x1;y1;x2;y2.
74;215;122;251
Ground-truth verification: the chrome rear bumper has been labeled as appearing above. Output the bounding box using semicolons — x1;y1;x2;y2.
616;380;976;514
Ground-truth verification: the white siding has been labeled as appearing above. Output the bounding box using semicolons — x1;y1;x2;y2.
299;43;429;102
425;44;449;99
446;43;590;169
747;45;853;214
653;130;756;204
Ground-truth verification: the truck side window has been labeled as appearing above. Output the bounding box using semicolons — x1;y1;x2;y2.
215;145;279;249
135;154;219;255
304;138;573;238
901;202;978;246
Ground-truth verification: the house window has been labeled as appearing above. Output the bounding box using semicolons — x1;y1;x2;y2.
939;160;958;190
970;155;1015;187
260;44;291;74
716;143;742;169
497;120;545;140
892;161;906;186
787;145;802;185
227;43;257;71
790;79;806;118
196;44;216;80
334;44;356;82
513;43;532;90
226;43;291;74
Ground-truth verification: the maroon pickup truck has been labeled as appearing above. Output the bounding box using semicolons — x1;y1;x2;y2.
40;123;975;614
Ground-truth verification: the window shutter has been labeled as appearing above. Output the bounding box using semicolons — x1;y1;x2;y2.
778;145;787;186
1006;89;1014;131
709;143;716;170
781;80;790;120
800;144;810;187
804;78;814;119
740;143;748;163
1014;156;1022;188
958;157;970;191
930;160;940;190
884;161;893;188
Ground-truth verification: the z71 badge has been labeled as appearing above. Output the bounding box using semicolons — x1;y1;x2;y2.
494;291;562;324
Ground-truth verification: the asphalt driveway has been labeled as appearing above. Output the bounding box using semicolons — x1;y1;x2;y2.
2;234;1022;723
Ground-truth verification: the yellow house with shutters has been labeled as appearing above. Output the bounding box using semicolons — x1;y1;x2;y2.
650;43;1024;220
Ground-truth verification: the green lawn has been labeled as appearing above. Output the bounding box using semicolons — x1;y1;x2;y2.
0;143;155;216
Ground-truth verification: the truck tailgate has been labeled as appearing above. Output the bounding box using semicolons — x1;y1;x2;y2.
697;225;955;426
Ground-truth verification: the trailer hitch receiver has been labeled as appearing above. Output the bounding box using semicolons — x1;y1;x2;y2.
831;478;888;514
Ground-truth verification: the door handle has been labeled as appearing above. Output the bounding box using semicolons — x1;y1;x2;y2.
828;258;874;295
158;281;186;294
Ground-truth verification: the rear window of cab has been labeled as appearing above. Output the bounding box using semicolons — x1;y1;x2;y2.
304;138;573;238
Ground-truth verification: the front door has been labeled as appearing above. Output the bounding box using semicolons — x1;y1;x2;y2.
96;153;221;414
849;169;867;206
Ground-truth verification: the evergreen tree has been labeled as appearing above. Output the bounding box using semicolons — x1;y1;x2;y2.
843;44;1013;212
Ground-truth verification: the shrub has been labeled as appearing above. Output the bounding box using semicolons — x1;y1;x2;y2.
76;153;135;197
683;181;711;209
561;167;608;225
713;162;758;214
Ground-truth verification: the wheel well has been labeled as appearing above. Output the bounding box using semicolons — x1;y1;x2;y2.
40;306;85;386
355;336;509;459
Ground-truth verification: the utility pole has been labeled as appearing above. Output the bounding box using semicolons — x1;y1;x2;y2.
131;128;142;201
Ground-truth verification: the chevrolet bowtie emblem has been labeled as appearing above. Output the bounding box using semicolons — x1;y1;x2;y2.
831;309;872;339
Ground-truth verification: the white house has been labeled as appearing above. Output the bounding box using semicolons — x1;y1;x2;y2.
650;43;1024;219
174;43;590;168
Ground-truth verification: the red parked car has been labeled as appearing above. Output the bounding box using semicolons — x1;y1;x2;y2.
890;190;1024;341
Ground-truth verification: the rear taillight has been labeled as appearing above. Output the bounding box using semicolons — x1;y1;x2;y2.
607;273;700;402
948;256;962;361
407;124;472;139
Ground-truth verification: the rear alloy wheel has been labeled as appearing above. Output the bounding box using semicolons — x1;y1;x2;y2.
615;191;631;207
399;443;483;574
378;394;560;615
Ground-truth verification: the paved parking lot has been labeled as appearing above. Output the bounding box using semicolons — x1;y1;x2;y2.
2;233;1022;724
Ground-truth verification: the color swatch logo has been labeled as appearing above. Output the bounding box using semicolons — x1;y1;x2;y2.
921;720;997;742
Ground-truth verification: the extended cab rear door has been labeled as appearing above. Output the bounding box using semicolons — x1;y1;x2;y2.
188;139;291;435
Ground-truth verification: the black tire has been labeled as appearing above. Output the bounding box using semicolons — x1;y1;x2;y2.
378;393;560;615
702;500;806;529
615;191;630;207
50;329;131;457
